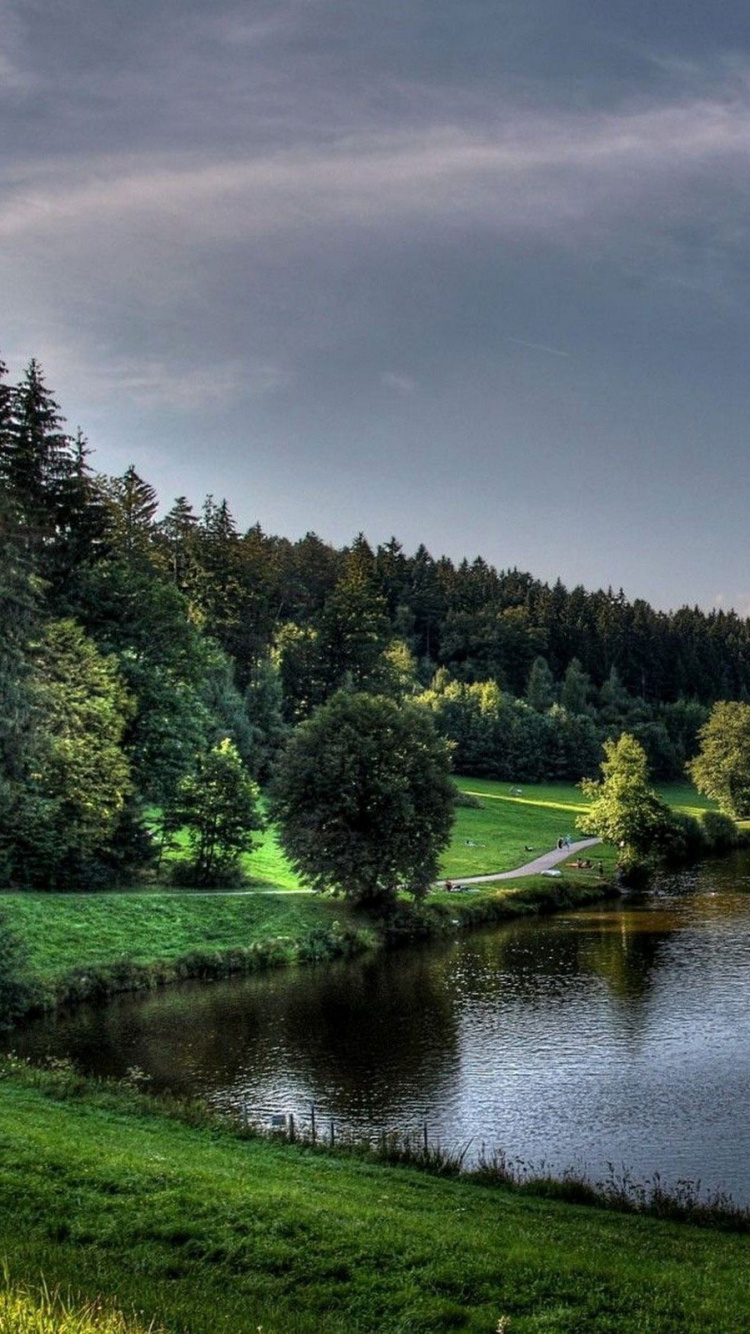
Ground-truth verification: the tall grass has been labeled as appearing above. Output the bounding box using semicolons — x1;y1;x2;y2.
0;1272;159;1334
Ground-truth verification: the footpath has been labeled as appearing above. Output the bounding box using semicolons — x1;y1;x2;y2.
191;839;604;894
440;837;601;886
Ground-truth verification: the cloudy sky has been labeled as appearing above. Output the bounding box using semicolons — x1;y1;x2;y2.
3;0;750;611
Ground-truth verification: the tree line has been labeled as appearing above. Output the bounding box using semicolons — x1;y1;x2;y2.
2;354;749;889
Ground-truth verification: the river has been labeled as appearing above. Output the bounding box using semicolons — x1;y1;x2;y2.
11;853;750;1202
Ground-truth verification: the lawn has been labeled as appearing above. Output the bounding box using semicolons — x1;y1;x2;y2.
1;1069;749;1334
439;778;715;880
0;891;360;984
163;779;714;888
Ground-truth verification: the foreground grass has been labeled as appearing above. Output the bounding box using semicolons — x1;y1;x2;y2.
441;779;715;879
0;1067;749;1334
0;1274;156;1334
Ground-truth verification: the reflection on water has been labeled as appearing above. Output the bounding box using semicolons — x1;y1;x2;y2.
12;850;750;1200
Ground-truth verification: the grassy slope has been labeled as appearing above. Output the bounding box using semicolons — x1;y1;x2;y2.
0;891;360;984
440;779;713;879
239;779;714;886
1;1073;749;1334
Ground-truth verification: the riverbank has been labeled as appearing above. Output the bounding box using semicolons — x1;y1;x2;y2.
0;1059;748;1333
1;874;616;1017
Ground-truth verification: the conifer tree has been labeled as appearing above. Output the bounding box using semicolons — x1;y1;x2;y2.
103;465;159;567
0;359;75;544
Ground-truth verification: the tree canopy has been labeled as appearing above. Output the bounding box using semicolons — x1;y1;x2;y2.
688;702;750;818
270;692;455;908
578;733;674;877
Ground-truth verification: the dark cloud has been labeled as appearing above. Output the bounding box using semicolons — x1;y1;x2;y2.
3;0;750;609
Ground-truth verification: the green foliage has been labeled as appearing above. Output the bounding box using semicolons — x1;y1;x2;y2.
0;359;74;541
271;691;455;908
526;655;556;712
688;701;750;817
4;621;134;888
579;734;675;876
560;657;592;715
101;465;159;569
701;808;740;852
169;739;262;886
418;677;602;783
243;653;287;781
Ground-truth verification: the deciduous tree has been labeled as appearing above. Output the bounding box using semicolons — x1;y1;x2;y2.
687;702;750;818
271;691;455;909
578;733;674;878
170;739;262;886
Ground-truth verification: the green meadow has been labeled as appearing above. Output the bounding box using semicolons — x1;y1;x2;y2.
166;778;714;887
440;778;714;879
1;1068;749;1334
0;779;714;997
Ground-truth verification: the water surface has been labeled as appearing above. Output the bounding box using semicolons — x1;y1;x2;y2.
12;854;750;1200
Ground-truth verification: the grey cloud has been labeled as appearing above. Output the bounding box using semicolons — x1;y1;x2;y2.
4;87;750;246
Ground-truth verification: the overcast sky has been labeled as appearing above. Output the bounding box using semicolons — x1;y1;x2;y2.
3;0;750;612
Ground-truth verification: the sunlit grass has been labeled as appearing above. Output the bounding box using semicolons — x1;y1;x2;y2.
440;778;717;879
0;891;359;984
0;1274;157;1334
0;1072;749;1334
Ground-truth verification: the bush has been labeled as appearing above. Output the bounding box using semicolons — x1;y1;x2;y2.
701;809;740;853
658;812;707;867
453;789;483;809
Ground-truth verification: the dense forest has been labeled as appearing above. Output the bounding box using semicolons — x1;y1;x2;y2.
2;355;749;887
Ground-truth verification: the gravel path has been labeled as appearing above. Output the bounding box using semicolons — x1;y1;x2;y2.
438;837;601;886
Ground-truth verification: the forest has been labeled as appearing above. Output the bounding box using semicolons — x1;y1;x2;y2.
2;354;749;889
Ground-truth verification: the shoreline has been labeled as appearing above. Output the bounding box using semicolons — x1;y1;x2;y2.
0;1058;748;1334
6;872;618;1021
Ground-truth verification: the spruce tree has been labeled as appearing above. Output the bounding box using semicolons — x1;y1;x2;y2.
103;465;159;567
0;359;75;545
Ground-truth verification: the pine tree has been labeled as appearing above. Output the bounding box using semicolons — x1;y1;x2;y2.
526;655;556;712
103;465;159;567
158;495;199;592
0;359;76;545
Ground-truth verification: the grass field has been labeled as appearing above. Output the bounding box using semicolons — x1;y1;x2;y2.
1;1068;749;1334
0;891;362;986
439;779;714;880
200;779;714;887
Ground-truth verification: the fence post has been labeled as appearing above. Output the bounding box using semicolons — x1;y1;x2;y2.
289;1112;295;1142
423;1122;428;1155
330;1119;335;1148
310;1103;316;1145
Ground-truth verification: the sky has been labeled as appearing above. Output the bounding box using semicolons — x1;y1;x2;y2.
2;0;750;613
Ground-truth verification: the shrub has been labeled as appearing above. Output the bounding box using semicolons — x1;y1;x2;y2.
701;809;740;853
453;789;483;809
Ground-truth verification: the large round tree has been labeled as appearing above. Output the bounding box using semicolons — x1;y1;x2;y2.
687;701;750;818
271;691;455;909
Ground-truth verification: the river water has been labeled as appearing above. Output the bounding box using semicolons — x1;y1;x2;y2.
12;854;750;1201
